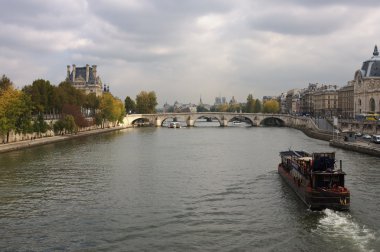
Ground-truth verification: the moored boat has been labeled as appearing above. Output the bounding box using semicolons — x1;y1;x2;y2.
168;122;181;128
278;150;350;211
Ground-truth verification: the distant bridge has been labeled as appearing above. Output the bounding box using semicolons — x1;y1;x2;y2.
123;112;317;128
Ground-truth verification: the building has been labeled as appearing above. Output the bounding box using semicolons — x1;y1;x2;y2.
352;45;380;115
300;83;320;116
313;84;339;118
285;89;301;114
337;82;354;119
66;64;103;96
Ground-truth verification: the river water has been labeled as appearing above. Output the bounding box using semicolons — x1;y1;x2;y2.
0;125;379;251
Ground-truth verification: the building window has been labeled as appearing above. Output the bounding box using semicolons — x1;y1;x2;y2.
358;99;361;106
369;98;375;112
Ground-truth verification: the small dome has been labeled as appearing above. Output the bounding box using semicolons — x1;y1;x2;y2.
361;45;380;77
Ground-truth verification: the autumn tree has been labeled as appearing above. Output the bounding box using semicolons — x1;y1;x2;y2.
0;87;33;142
62;104;90;128
135;91;158;114
262;100;280;113
98;93;125;127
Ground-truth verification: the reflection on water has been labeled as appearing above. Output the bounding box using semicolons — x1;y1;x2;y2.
0;127;379;251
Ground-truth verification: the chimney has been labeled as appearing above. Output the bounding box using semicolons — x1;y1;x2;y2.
86;64;90;83
72;64;76;82
66;65;70;80
92;65;97;83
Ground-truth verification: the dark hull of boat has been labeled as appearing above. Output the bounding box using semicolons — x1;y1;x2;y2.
278;164;350;211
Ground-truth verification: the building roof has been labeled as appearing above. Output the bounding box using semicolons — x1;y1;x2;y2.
70;66;100;84
360;45;380;78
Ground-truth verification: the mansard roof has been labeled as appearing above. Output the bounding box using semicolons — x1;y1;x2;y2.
69;66;100;84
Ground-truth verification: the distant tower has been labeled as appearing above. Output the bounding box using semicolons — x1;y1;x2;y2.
373;45;379;56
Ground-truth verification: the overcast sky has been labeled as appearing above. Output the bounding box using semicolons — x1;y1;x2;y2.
1;0;379;106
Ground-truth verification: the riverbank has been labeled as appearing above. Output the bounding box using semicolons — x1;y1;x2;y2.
0;126;126;154
329;139;380;156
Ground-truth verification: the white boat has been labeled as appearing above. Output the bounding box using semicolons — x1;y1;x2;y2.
168;122;181;128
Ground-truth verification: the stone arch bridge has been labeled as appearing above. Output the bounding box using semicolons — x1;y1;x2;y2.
123;112;315;128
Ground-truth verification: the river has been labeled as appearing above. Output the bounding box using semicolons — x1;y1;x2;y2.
0;126;379;251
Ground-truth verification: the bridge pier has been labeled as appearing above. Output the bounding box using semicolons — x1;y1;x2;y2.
186;117;195;127
155;118;162;127
220;119;229;127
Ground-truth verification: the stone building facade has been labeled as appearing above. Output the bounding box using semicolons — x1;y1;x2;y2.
337;83;354;119
352;46;380;115
313;85;339;118
66;64;103;96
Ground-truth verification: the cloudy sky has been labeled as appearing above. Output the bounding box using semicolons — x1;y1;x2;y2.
1;0;379;106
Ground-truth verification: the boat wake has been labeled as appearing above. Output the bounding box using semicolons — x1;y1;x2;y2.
314;209;376;252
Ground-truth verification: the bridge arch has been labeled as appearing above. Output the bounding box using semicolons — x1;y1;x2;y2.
161;116;187;127
260;117;285;126
193;115;222;126
131;117;151;126
228;115;254;126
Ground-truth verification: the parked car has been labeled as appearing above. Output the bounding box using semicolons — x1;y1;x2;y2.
372;135;380;144
362;134;372;140
355;132;363;137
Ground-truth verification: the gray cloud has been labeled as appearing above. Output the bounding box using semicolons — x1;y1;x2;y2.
0;0;379;105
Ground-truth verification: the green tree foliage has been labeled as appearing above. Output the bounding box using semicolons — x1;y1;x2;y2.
246;94;255;113
22;79;55;114
54;81;86;112
124;96;136;114
33;114;49;137
53;115;77;135
254;99;262;113
196;105;209;112
0;87;33;142
84;93;100;117
0;74;13;92
227;103;241;112
135;91;158;114
262;100;280;113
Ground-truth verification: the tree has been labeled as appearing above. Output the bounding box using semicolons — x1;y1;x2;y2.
246;94;255;113
254;99;262;113
124;96;136;114
262;100;280;113
33;114;49;137
135;91;158;114
98;93;126;127
0;74;13;92
54;81;86;112
197;105;208;112
0;87;33;142
22;79;55;114
62;104;91;128
84;92;100;117
215;103;229;112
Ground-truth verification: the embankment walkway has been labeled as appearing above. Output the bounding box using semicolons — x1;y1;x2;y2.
329;139;380;156
0;126;126;154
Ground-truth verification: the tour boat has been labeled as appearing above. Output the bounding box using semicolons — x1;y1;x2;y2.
168;122;181;128
278;150;350;211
